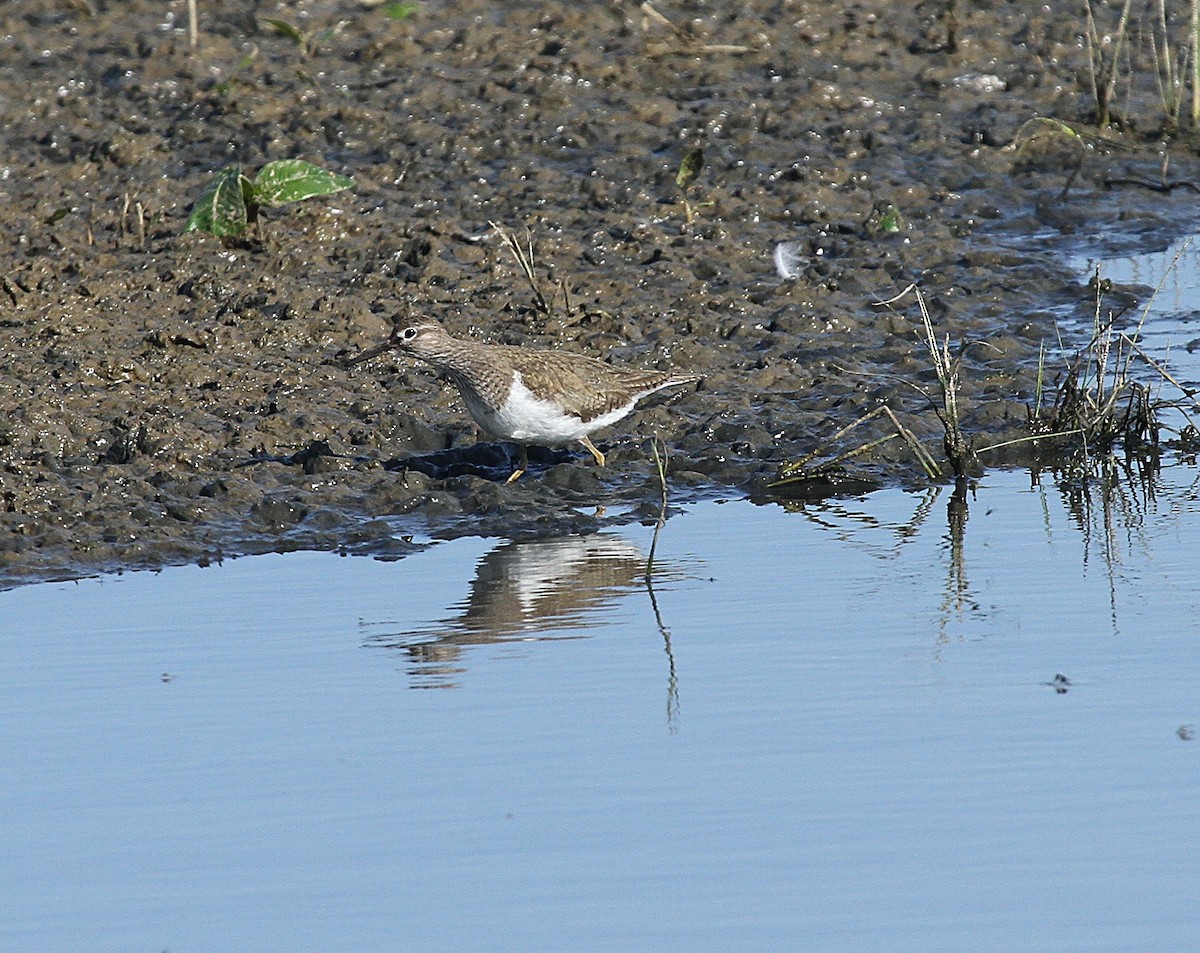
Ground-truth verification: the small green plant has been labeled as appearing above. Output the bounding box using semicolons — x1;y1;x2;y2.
864;200;902;236
675;147;711;226
185;159;353;238
212;48;259;96
382;2;418;19
261;17;347;57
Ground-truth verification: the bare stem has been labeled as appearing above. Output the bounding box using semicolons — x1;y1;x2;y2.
188;0;199;48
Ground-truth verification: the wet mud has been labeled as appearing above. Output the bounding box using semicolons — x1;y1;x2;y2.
1;0;1198;584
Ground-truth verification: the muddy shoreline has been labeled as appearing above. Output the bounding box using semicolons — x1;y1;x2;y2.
1;0;1197;585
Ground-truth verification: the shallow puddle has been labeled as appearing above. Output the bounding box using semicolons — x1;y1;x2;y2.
3;465;1197;952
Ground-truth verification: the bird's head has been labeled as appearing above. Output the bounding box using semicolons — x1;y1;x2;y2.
390;319;447;354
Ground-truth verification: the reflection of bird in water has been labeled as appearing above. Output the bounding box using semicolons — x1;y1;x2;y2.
366;534;667;688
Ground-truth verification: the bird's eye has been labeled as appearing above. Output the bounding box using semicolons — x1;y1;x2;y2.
402;327;418;340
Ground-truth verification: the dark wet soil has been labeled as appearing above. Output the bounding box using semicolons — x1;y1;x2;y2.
2;0;1198;584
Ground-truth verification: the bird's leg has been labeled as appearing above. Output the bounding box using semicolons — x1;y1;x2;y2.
579;436;606;467
505;444;529;483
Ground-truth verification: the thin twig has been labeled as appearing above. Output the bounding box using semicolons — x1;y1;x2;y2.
879;404;941;477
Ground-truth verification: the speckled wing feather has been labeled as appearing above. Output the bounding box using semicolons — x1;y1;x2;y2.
510;347;698;422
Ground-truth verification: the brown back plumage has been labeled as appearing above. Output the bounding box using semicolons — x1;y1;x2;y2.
391;319;699;424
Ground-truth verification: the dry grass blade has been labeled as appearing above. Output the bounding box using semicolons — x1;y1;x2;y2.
490;222;552;316
639;1;751;55
770;404;940;487
188;0;198;48
1118;331;1200;415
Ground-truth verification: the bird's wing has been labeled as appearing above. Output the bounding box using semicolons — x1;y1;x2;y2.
516;350;695;422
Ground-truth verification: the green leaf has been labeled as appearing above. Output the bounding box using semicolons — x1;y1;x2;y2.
185;166;250;237
382;2;418;19
675;147;704;191
249;159;354;208
261;18;305;45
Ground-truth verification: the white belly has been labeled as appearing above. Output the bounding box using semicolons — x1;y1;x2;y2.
462;372;632;445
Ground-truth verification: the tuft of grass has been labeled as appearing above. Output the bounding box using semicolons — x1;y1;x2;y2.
772;245;1199;491
912;286;978;478
772;284;981;489
1084;0;1135;127
1150;0;1190;133
1016;249;1200;466
1081;0;1200;144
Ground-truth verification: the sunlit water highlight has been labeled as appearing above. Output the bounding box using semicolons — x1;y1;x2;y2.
2;466;1198;953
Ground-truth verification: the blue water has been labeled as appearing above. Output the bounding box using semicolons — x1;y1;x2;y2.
1082;233;1200;392
2;465;1198;953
